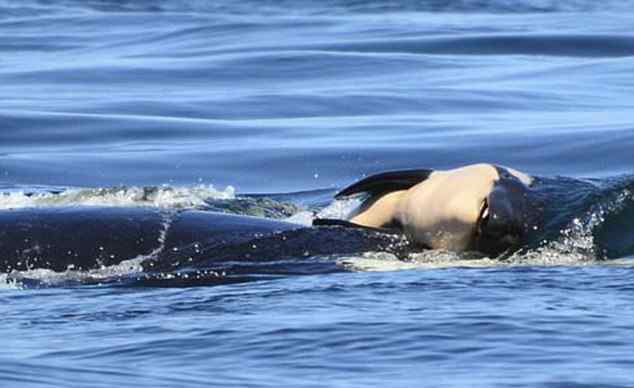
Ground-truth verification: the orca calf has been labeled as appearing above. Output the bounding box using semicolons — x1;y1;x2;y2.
315;163;543;256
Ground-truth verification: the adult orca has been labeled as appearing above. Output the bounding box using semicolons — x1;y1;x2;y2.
315;163;543;256
0;206;406;275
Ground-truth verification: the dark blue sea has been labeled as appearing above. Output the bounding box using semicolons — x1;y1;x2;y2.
3;0;634;386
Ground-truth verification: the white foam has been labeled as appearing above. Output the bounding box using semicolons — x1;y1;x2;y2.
3;256;148;288
284;210;315;226
283;197;360;226
315;197;361;220
0;273;21;289
0;184;235;210
336;249;601;272
536;186;634;263
337;251;497;271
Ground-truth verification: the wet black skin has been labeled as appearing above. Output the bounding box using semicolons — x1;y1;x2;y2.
473;167;544;256
0;207;408;274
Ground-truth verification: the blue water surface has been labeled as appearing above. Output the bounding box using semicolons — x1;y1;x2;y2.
2;0;634;386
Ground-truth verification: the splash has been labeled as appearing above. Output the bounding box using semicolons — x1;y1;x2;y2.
283;196;360;226
530;184;634;262
337;249;596;272
284;210;316;226
0;273;21;289
316;197;360;219
338;251;487;271
206;196;303;219
0;256;146;288
0;185;235;210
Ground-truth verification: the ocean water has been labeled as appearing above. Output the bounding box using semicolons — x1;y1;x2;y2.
2;0;634;386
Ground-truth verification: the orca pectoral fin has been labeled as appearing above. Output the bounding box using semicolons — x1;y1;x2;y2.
313;218;400;235
336;168;434;199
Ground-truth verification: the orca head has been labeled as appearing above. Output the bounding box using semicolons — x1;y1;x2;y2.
474;168;541;256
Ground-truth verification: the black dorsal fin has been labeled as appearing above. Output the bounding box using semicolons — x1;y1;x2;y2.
335;169;434;199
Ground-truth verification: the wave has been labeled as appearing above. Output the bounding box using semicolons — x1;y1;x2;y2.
315;35;634;58
2;0;633;17
0;184;235;210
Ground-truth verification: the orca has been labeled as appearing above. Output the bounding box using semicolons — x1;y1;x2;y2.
0;206;406;275
315;163;542;256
